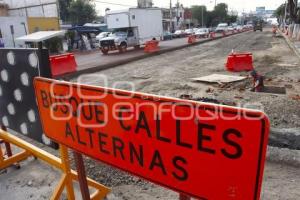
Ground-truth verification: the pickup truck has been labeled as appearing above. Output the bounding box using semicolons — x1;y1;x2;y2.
100;8;163;54
100;28;139;54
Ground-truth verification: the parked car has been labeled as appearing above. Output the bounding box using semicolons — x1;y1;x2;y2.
195;28;209;38
228;26;235;31
243;25;249;30
163;31;173;40
247;23;253;28
236;25;243;31
215;23;228;33
232;23;238;29
173;30;186;38
208;27;216;33
96;32;111;42
184;29;194;35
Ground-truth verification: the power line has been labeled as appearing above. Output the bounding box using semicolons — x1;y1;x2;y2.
93;0;135;7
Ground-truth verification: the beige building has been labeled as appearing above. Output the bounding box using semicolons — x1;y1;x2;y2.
0;3;8;16
27;17;59;33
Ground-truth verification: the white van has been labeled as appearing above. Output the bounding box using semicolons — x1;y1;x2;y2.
216;23;228;33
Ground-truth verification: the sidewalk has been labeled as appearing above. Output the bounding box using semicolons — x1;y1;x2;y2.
280;30;300;59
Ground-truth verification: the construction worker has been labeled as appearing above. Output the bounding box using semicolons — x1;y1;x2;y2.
250;70;264;92
272;25;278;37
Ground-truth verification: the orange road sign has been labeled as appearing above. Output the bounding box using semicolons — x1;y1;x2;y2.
34;77;270;200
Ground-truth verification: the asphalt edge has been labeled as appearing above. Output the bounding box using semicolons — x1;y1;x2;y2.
59;31;251;80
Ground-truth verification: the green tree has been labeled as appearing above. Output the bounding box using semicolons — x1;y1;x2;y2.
213;3;228;23
275;4;286;24
206;3;231;27
275;4;286;18
191;5;207;27
69;0;97;25
58;0;73;22
288;0;298;23
226;15;238;24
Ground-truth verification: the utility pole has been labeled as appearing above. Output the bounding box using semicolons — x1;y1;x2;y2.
169;0;172;32
284;0;287;26
176;0;179;27
201;6;204;27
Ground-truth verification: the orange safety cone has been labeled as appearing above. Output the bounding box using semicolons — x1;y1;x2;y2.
210;32;215;39
144;40;159;53
188;35;197;44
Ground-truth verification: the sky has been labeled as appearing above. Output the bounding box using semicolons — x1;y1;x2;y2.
94;0;285;16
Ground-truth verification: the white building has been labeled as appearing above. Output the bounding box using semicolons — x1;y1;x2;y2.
137;0;153;8
0;16;27;47
0;0;59;47
162;4;187;31
0;0;58;17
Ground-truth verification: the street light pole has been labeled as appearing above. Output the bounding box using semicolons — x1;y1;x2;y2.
176;0;179;27
170;0;172;32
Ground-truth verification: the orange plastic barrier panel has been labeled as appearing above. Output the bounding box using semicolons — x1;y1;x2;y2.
49;53;77;77
222;31;226;37
144;40;160;53
188;35;197;44
34;77;270;200
226;52;254;72
209;32;216;38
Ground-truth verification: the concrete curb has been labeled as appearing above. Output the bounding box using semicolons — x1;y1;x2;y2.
60;31;251;80
269;128;300;150
267;146;300;167
279;30;300;60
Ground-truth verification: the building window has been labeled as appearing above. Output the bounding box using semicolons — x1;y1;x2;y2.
132;15;135;20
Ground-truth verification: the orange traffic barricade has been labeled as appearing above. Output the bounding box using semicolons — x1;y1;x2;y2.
209;32;216;38
188;35;197;44
144;40;160;53
49;53;77;77
226;52;254;72
222;31;226;37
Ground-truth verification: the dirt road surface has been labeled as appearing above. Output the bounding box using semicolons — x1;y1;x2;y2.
74;29;300;130
72;28;300;199
1;29;300;200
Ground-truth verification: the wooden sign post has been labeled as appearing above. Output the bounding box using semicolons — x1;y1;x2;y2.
73;151;91;200
34;77;270;200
